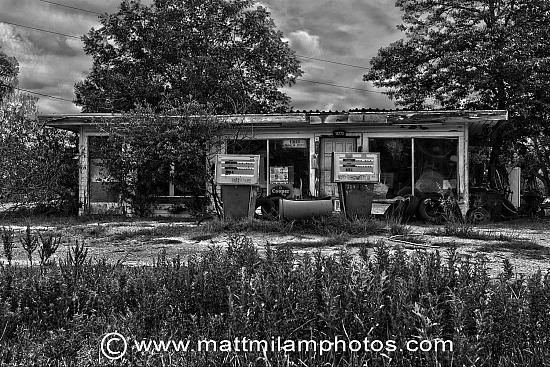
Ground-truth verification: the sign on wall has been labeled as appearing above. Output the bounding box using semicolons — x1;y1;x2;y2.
332;152;380;183
270;166;295;185
215;154;260;185
271;185;292;198
282;139;307;148
270;166;289;184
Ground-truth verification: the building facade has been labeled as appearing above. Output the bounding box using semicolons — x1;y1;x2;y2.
40;110;508;217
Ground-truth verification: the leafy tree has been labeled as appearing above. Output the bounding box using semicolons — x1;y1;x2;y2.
0;46;18;100
364;0;550;193
75;0;302;114
95;101;229;217
0;92;79;215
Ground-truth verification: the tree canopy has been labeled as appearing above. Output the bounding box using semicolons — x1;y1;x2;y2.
0;92;78;215
0;46;18;101
1;52;78;215
364;0;550;112
364;0;550;193
75;0;302;114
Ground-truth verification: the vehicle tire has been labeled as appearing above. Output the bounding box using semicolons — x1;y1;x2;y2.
418;194;444;224
501;197;518;219
466;207;491;224
254;197;278;220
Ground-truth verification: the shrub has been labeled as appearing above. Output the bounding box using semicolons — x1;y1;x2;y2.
95;102;229;217
0;236;549;366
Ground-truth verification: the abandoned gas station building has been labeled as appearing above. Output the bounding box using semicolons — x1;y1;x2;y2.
41;109;510;219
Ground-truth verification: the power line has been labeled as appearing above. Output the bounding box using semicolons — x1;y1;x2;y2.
1;18;385;98
1;82;74;102
18;4;373;73
297;78;384;94
17;88;74;102
0;20;81;39
296;55;370;70
38;2;372;72
38;0;103;15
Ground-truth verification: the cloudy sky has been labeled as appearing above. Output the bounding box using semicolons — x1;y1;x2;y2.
0;0;404;114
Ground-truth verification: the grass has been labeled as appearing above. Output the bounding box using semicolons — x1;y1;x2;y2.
496;216;550;230
200;215;386;237
426;220;540;244
108;223;191;241
188;233;216;242
1;233;550;365
478;239;550;259
272;235;349;249
148;238;183;245
346;240;381;248
388;219;411;236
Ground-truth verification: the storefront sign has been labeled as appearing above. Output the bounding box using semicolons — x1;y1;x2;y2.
282;139;307;148
271;185;291;198
332;152;380;183
215;154;260;185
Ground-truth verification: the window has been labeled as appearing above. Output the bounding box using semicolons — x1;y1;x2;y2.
226;138;310;198
369;137;459;201
414;138;458;196
88;136;120;203
369;138;412;200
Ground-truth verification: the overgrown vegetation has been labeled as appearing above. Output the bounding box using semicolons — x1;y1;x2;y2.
1;49;78;218
1;234;550;366
273;235;348;248
94;102;229;217
427;223;538;246
201;215;386;236
108;223;191;241
0;92;78;218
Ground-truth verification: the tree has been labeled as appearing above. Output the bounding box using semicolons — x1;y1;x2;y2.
95;101;229;216
0;46;18;100
364;0;550;192
0;92;79;215
75;0;302;114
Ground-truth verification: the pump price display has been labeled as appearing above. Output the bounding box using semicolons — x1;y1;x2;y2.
215;154;260;185
332;152;380;183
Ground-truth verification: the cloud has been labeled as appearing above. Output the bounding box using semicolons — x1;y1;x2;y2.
1;0;405;113
261;0;405;110
25;34;79;57
287;30;322;56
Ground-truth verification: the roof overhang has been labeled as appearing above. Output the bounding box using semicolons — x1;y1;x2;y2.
39;110;508;139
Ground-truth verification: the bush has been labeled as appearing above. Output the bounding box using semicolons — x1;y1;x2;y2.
0;93;78;218
94;102;229;217
1;235;550;366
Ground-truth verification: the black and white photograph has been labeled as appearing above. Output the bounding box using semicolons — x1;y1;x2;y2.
1;0;550;365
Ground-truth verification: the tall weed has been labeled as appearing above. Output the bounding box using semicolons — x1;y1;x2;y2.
0;236;549;366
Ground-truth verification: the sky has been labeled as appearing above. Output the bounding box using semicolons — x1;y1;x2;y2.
0;0;405;114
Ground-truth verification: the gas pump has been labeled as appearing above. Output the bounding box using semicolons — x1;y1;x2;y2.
215;154;260;221
332;152;381;219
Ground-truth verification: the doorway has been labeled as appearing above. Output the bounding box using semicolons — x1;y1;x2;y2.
318;137;357;197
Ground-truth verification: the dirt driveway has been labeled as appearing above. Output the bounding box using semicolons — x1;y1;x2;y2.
2;216;550;278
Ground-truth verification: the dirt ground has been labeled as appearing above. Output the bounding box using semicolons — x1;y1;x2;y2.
3;216;550;278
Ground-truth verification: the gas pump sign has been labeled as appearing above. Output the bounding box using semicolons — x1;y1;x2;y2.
332;152;380;183
215;154;260;185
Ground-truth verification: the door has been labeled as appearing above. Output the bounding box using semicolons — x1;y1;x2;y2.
318;137;357;197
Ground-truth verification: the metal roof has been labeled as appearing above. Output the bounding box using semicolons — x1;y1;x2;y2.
39;109;508;141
